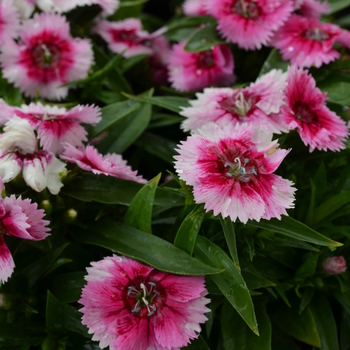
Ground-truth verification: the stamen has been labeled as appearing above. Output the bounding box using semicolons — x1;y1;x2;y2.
132;301;140;313
140;283;147;298
127;286;139;295
142;296;149;306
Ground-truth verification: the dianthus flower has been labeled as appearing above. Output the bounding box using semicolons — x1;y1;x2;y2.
296;0;330;18
181;69;288;134
0;116;66;194
61;144;146;183
206;0;293;50
11;0;35;18
36;0;119;15
79;254;210;350
183;0;208;16
282;66;349;152
4;102;101;155
93;18;153;58
270;14;350;68
0;181;50;284
0;1;19;45
323;256;347;275
168;42;235;92
174;123;295;223
0;12;93;100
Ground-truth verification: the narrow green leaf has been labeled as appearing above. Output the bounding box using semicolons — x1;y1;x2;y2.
174;205;205;255
248;216;342;247
148;113;184;129
124;173;161;234
220;215;240;270
91;99;141;137
333;290;350;315
312;191;350;225
305;178;316;225
221;300;271;350
71;219;222;275
271;329;301;350
194;236;259;335
184;23;224;52
46;291;89;337
22;243;69;287
259;49;289;77
62;172;185;207
328;0;350;14
294;253;319;282
51;272;86;303
310;293;339;350
165;16;216;32
120;54;147;73
241;270;276;290
299;288;315;314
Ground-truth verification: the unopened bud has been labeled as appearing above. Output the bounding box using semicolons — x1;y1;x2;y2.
63;208;78;223
323;256;347;275
40;200;52;215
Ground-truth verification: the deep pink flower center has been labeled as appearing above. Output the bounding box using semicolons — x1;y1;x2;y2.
196;50;215;71
293;101;318;124
219;91;255;120
31;43;61;69
110;29;150;47
232;0;259;18
304;27;330;41
126;281;164;318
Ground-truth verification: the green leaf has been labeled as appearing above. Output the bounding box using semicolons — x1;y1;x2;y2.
333;290;350;315
148;113;184;129
248;216;342;247
241;270;276;290
221;300;271;350
165;16;216;32
320;82;350;105
183;335;210;350
220;215;240;270
309;293;339;350
271;329;301;350
194;236;259;335
174;205;205;255
299;287;315;314
124;173;161;234
120;54;148;73
91;99;141;137
312;191;350;225
51;272;86;303
328;0;350;14
63;172;185;207
22;243;69;287
184;23;224;52
259;49;289;77
71;219;222;275
46;291;89;337
294;253;319;282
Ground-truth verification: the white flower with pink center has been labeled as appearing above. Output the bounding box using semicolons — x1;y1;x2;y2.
9;102;101;155
174;123;296;223
93;18;153;58
36;0;119;15
181;69;288;134
270;14;350;68
168;42;235;92
0;182;50;283
281;66;349;152
0;12;93;100
61;144;146;183
183;0;208;16
79;254;210;350
206;0;294;50
0;1;20;44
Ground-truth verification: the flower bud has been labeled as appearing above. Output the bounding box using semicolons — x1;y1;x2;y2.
323;256;347;275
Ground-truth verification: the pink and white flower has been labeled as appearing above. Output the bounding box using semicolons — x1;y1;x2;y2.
0;12;93;100
61;144;146;183
174;123;295;223
0;182;50;283
282;66;349;152
270;15;350;68
206;0;294;50
0;1;19;45
323;256;347;275
181;69;288;134
297;0;330;18
168;42;235;92
93;18;153;58
183;0;208;16
79;254;210;350
8;102;101;155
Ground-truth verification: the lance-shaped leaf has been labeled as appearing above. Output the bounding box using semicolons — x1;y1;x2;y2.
124;173;161;234
71;219;222;276
194;236;259;335
220;215;240;270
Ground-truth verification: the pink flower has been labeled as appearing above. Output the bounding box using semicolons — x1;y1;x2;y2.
183;0;208;16
168;42;235;92
181;69;288;134
297;0;330;18
323;256;347;275
61;144;146;183
174;123;295;223
9;102;101;155
270;14;350;68
0;1;19;45
93;18;153;58
282;66;349;152
0;183;50;283
79;254;210;350
206;0;293;50
0;12;93;100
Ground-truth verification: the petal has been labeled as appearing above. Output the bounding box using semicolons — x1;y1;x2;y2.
0;235;15;284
